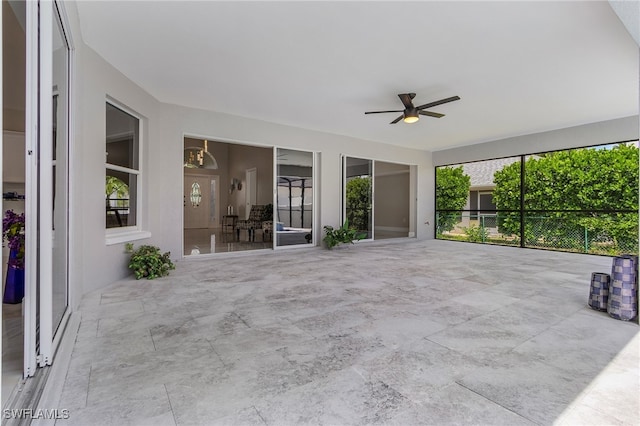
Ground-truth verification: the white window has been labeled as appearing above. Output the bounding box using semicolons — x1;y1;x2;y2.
105;101;147;243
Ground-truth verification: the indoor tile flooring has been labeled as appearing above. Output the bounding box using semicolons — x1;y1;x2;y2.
183;228;272;256
2;303;22;407
2;250;23;408
183;228;408;257
56;240;639;425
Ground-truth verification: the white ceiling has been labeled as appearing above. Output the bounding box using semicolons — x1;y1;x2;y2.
76;1;638;151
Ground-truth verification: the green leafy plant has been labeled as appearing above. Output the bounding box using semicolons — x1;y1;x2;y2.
435;166;471;235
462;224;488;243
126;244;175;280
106;176;129;207
323;219;366;249
493;144;638;253
345;177;372;232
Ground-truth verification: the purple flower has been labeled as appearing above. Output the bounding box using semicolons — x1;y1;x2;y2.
3;210;25;269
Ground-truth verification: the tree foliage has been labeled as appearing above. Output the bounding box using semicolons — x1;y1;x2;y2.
493;144;638;251
106;175;129;208
346;177;372;233
435;166;471;233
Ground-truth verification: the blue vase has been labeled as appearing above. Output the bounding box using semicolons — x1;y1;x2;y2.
4;249;24;304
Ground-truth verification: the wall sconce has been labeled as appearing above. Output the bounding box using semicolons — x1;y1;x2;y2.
229;178;242;193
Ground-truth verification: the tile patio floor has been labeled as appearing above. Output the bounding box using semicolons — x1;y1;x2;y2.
56;239;639;425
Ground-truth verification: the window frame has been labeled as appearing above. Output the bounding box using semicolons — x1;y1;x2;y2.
105;99;150;244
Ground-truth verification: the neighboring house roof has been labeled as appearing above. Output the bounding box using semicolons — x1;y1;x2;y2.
460;158;520;188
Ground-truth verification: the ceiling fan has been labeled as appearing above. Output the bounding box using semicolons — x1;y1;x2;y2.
365;93;460;124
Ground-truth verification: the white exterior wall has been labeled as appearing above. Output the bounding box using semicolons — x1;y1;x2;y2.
63;2;434;298
157;103;433;259
72;46;162;296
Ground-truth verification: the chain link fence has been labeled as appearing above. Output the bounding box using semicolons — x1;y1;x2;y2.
436;212;638;256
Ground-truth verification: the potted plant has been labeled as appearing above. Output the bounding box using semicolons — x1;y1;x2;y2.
125;243;175;280
3;210;25;303
323;219;366;249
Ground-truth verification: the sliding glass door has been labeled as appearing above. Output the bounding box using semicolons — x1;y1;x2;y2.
51;1;71;344
344;157;373;239
275;148;315;247
374;161;411;239
343;157;413;241
24;0;71;375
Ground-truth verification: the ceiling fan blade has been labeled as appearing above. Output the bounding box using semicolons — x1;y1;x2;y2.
390;115;404;124
416;95;460;110
419;110;445;118
398;93;416;109
364;110;404;115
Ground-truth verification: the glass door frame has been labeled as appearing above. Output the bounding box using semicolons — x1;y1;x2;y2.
342;155;375;241
49;0;72;360
273;147;318;249
25;0;73;375
341;155;418;242
24;0;39;377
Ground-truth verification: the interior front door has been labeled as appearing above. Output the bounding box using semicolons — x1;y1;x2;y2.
245;168;257;219
184;175;211;229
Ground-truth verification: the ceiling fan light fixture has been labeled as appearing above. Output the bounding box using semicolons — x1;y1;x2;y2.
365;93;460;125
403;109;419;124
